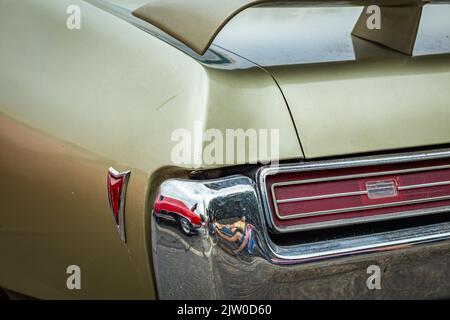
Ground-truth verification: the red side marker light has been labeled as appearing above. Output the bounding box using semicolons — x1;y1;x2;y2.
107;167;131;242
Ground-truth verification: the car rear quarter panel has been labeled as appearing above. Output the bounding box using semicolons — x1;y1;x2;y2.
0;0;301;298
0;0;208;298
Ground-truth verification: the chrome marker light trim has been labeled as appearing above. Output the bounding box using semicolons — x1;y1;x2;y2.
257;148;450;233
107;167;131;242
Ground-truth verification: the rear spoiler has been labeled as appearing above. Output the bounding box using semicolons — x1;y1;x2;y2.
132;0;450;56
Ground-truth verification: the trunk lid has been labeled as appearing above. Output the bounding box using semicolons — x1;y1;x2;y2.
267;53;450;158
214;5;450;158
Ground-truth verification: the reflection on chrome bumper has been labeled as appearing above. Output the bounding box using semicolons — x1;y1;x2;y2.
151;175;450;299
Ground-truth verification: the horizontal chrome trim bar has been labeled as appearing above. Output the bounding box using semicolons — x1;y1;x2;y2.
272;221;450;263
257;148;450;234
276;179;450;204
277;190;367;203
399;180;450;191
277;195;450;220
270;165;450;189
272;206;450;234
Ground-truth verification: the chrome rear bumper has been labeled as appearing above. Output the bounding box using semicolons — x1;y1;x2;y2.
151;149;450;299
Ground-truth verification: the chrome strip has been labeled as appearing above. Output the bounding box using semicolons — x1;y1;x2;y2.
276;190;367;203
275;179;450;204
399;180;450;190
277;195;450;220
257;148;450;233
271;164;450;188
274;206;450;233
273;221;450;263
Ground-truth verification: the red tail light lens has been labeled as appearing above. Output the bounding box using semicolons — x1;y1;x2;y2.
265;159;450;233
107;167;131;241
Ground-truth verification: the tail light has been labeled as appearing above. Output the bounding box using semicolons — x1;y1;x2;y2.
107;167;131;242
262;158;450;233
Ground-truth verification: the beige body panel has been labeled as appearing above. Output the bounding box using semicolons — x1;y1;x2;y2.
269;53;450;158
0;0;301;298
0;115;153;299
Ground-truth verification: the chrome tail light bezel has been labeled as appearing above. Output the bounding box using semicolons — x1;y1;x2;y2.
257;148;450;234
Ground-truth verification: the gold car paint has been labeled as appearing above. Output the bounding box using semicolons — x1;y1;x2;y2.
0;0;302;298
269;52;450;158
0;114;154;299
213;4;450;158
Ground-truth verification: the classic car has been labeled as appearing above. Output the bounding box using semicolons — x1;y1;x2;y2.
153;192;202;235
1;0;450;300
